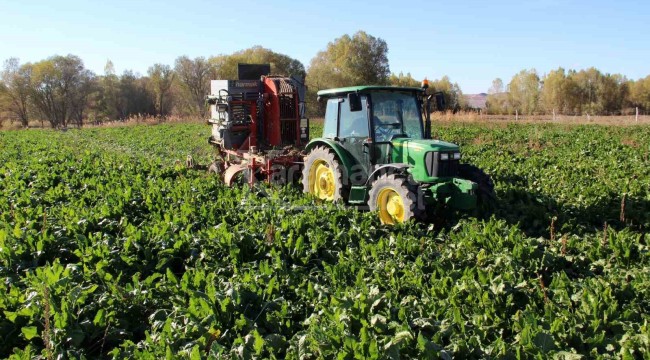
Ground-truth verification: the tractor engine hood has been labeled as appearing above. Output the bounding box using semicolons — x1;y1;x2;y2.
391;138;461;182
391;138;459;158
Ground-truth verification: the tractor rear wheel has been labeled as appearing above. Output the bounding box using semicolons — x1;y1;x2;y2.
368;174;419;225
302;146;347;201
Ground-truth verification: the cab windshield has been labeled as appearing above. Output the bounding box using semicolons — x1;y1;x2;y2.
371;92;423;142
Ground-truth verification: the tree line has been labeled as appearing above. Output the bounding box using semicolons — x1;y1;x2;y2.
2;30;649;128
0;47;309;128
486;68;650;116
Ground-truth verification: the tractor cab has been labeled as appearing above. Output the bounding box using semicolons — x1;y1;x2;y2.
315;86;462;183
302;85;487;224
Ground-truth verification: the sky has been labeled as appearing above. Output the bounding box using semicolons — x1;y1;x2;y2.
1;0;649;94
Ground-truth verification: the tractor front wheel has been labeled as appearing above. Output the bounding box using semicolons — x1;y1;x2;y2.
302;146;347;201
368;174;419;225
458;164;495;209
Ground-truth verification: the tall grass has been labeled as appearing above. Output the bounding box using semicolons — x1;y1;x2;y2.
431;110;650;125
3;111;649;131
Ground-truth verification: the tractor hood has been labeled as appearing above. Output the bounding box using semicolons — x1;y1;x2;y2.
391;138;459;154
390;138;461;182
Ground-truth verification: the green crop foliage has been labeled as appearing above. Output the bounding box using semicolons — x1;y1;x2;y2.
0;123;648;359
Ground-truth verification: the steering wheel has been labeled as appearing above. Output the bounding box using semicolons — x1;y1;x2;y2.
374;122;400;140
374;124;392;139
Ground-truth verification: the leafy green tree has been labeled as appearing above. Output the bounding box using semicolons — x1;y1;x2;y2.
69;70;95;127
118;70;156;118
1;58;32;127
308;31;389;89
540;68;569;115
486;78;508;114
486;93;509;115
430;76;466;111
307;31;390;116
96;60;121;121
508;69;540;115
388;72;420;87
148;64;175;116
488;78;504;95
209;46;305;80
570;68;602;115
628;75;650;112
30;55;95;128
0;81;8;127
598;73;628;115
174;56;214;117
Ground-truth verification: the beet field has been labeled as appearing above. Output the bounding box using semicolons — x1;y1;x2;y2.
0;122;648;359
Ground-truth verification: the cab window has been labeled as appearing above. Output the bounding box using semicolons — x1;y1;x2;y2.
339;96;368;138
323;98;338;138
371;92;423;142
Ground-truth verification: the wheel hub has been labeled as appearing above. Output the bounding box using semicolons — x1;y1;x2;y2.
310;160;335;200
377;188;405;224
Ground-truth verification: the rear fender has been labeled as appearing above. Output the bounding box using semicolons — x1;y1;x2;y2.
305;139;357;179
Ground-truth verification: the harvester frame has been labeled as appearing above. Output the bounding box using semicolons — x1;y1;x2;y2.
206;64;308;187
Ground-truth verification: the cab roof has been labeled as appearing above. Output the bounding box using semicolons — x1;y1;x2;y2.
317;85;423;97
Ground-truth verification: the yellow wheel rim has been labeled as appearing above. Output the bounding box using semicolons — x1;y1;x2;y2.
309;159;336;200
377;188;405;224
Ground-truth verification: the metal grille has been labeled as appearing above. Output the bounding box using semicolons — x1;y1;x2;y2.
229;102;252;125
276;78;294;94
439;159;459;177
281;119;297;144
279;95;296;119
425;152;459;177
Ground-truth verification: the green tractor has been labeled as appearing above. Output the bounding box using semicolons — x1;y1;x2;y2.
302;83;493;224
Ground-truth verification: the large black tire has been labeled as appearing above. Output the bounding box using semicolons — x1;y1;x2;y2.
302;146;348;201
458;164;496;207
368;174;421;225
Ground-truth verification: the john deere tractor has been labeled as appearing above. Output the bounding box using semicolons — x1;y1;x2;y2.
302;82;493;224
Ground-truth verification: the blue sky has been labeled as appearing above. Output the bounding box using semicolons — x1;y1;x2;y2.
1;0;648;93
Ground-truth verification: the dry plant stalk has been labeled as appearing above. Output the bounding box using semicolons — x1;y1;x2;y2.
550;217;557;242
100;321;110;356
602;222;609;248
620;193;626;223
538;274;548;303
561;235;568;256
43;285;53;360
265;224;275;245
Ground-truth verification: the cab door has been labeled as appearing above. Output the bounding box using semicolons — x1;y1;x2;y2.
338;95;370;184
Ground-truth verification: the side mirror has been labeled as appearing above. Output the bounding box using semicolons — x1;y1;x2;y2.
348;93;362;112
434;92;446;111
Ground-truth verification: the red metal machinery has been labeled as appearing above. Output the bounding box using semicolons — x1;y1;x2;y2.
206;64;308;186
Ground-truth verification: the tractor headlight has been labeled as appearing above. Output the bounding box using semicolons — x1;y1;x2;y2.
452;152;461;160
440;153;449;161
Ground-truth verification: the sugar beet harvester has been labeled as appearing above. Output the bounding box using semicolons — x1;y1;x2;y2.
206;64;493;225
